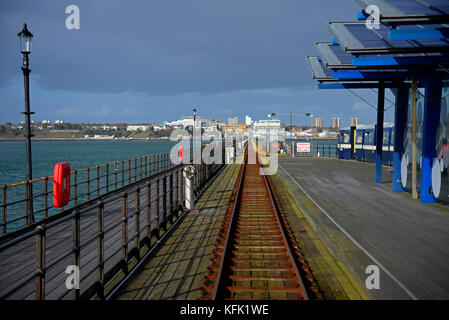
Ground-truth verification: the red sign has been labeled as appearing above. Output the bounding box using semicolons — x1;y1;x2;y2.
53;162;71;208
297;142;310;152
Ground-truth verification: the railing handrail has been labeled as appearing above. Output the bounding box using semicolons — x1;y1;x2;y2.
0;159;178;244
1;152;172;235
0;152;171;189
0;151;225;301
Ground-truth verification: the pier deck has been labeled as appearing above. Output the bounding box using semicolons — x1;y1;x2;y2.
115;164;241;300
275;156;449;300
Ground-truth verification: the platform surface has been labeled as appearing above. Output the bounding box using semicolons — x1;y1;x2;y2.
276;156;449;300
116;164;240;300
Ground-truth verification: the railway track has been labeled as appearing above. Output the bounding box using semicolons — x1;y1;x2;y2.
202;143;320;300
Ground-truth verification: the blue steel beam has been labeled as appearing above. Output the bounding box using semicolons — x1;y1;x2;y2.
420;76;443;203
332;70;444;80
389;28;449;41
392;85;409;192
332;71;372;79
375;83;385;184
318;82;411;89
357;11;367;21
352;56;449;67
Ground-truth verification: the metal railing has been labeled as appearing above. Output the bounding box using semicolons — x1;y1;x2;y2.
313;145;338;158
0;158;223;300
1;153;173;235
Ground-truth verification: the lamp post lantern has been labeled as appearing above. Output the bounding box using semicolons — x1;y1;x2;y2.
18;23;34;224
192;106;201;164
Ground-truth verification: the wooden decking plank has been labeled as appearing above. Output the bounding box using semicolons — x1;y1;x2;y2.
0;169;186;300
116;164;241;300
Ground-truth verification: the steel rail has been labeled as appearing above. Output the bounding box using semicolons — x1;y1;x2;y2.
203;143;315;300
259;160;309;300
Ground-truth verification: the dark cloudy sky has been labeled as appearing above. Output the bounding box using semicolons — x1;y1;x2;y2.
0;0;396;127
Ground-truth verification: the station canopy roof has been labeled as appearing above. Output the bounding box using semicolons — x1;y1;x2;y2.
315;41;449;69
328;21;449;54
354;0;449;24
305;56;417;83
306;56;332;81
306;0;449;87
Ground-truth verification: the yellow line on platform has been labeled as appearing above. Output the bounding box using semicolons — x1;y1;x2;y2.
270;172;370;300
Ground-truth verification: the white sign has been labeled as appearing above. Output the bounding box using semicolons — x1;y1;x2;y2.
297;142;310;153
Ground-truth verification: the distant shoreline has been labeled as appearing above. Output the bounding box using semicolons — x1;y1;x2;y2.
286;137;338;140
0;137;171;142
0;136;338;142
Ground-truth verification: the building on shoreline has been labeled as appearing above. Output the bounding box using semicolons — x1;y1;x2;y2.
127;124;151;131
331;118;341;129
228;117;238;125
245;115;252;126
253;119;284;140
350;117;359;127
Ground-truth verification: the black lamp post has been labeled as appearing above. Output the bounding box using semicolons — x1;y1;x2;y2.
193;107;197;128
18;23;34;224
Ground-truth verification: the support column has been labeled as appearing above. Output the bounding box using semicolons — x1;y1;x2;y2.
393;84;409;192
350;126;356;160
420;76;443;203
375;83;385;184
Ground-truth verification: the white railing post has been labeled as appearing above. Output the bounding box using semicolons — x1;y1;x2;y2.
183;165;195;210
